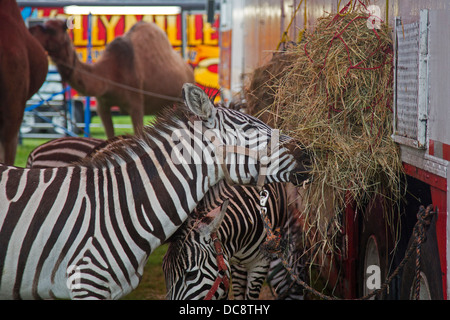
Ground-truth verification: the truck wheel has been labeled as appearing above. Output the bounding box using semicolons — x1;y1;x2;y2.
358;195;394;299
399;213;443;300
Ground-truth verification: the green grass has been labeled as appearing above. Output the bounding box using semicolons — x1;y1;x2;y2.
15;114;167;300
122;244;168;300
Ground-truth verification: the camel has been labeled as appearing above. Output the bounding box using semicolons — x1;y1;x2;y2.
0;0;48;165
30;19;195;139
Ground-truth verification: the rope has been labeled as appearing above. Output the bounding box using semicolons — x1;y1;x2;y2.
259;185;435;300
412;204;433;299
337;0;355;17
277;0;306;50
297;0;307;43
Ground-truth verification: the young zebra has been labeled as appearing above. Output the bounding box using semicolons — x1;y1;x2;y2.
163;181;294;300
0;84;311;300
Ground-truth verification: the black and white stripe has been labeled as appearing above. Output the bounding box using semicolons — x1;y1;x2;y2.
1;84;310;300
26;137;305;300
162;181;291;300
26;137;106;168
27;137;305;300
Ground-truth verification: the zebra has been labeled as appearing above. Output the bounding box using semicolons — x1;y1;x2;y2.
28;138;285;300
26;120;307;301
162;181;306;300
26;136;105;168
0;83;311;300
26;128;306;300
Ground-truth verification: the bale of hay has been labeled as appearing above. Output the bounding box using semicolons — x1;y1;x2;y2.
249;5;404;259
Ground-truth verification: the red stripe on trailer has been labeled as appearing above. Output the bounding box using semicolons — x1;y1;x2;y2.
403;163;448;299
428;139;450;162
403;163;447;191
443;144;450;162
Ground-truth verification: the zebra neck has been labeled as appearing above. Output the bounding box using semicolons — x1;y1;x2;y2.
79;114;226;251
98;140;222;253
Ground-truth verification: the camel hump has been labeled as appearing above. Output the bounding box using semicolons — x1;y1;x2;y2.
105;37;135;69
128;21;164;34
126;21;170;43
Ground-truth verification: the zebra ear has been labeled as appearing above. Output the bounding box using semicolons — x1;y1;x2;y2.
182;83;215;121
198;199;229;235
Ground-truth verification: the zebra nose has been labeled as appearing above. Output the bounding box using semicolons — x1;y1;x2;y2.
302;157;312;169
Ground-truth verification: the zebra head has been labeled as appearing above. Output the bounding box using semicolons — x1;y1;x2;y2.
181;83;311;188
163;200;230;300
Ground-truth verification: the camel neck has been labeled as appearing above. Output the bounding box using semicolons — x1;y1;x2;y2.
55;49;106;97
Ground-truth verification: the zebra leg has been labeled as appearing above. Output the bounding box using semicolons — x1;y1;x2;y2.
244;259;271;300
231;258;270;300
230;264;248;300
66;258;113;300
66;238;116;300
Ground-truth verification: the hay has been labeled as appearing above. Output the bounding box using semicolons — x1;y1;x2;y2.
248;5;404;261
246;48;298;126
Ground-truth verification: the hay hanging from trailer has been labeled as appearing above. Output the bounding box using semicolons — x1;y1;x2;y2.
247;5;404;261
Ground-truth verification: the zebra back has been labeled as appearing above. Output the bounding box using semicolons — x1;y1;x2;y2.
26;137;105;168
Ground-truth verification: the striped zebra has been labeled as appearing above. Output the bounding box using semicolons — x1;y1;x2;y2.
26;119;307;301
1;83;311;300
162;181;303;300
28;138;307;300
26;128;307;300
26;137;106;168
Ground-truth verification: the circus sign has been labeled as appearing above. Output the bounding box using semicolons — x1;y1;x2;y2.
21;7;220;98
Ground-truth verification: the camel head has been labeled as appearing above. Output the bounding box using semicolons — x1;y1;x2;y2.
29;19;72;62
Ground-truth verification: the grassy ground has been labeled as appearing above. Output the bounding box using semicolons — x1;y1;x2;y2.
15;115;166;300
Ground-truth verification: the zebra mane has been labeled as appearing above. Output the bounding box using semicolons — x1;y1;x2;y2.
76;103;204;169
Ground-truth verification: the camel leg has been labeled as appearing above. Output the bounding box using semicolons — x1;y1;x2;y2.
0;115;20;165
2;133;19;166
96;99;115;139
128;95;144;135
0;76;27;165
0;142;4;164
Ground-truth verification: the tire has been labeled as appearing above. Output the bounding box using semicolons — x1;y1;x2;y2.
357;195;394;299
399;212;443;300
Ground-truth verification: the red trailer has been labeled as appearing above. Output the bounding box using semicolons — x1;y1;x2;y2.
218;0;450;299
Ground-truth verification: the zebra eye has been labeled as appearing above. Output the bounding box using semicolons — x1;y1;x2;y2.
184;271;197;282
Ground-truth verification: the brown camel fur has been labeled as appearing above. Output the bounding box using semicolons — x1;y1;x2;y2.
30;19;195;139
0;0;48;165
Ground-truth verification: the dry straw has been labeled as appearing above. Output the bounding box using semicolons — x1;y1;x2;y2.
247;6;404;265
